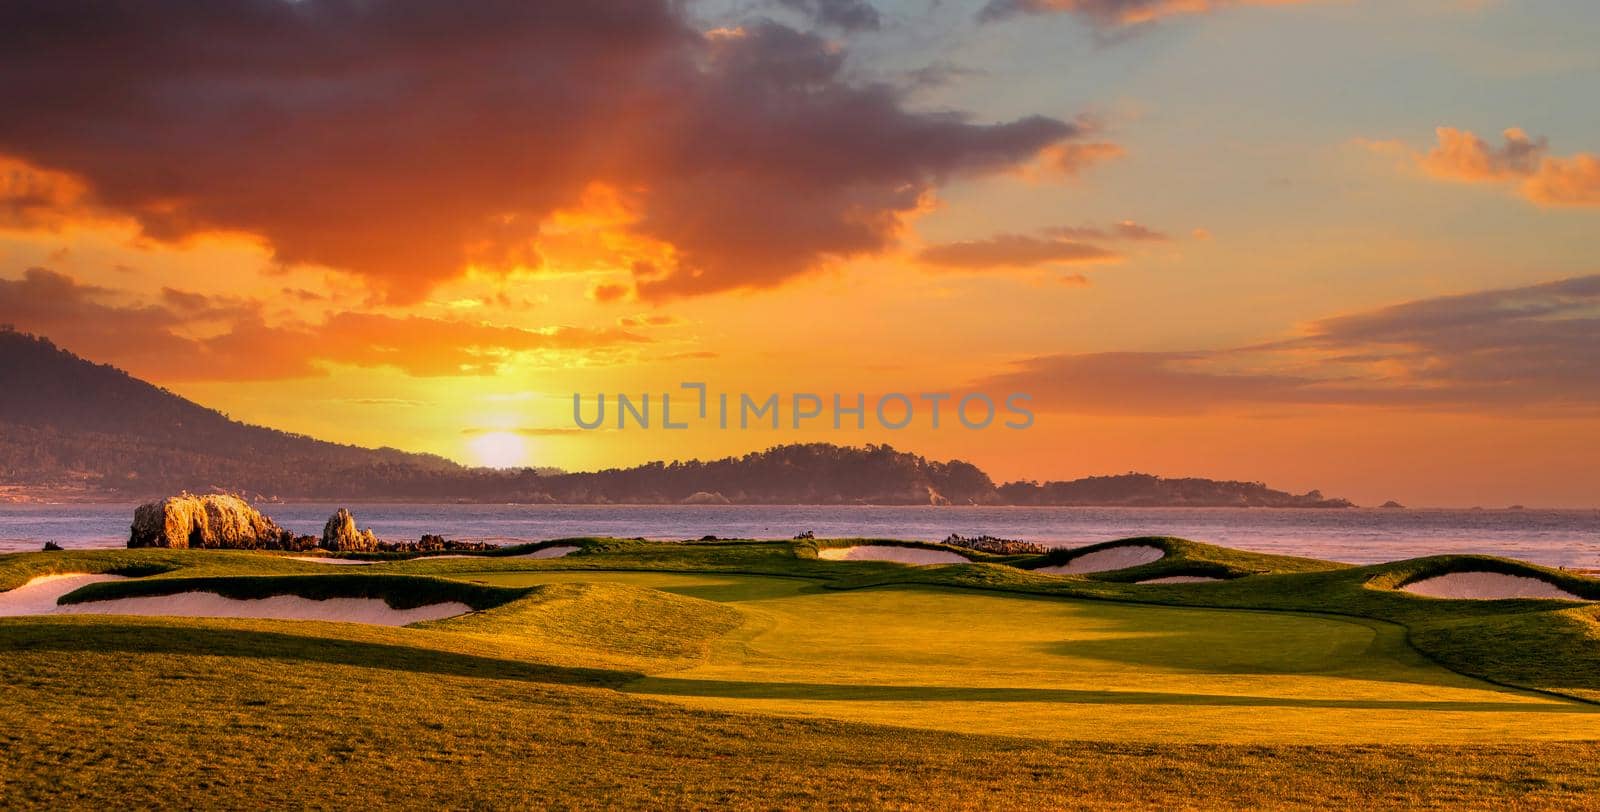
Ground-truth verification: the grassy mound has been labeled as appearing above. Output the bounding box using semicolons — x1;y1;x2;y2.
430;582;744;670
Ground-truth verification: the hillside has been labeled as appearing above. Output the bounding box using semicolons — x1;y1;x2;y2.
0;329;463;499
0;329;1352;506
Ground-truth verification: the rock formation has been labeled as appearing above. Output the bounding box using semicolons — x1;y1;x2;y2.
943;533;1049;556
129;493;304;549
126;495;497;554
322;508;380;552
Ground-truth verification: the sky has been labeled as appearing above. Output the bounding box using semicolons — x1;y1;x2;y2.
1;0;1598;507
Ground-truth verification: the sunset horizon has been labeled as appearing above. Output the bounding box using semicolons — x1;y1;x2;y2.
3;4;1599;808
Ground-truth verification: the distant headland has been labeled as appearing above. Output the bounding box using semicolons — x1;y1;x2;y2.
0;329;1352;508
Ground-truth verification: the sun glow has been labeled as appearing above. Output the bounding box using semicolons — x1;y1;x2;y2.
467;431;529;469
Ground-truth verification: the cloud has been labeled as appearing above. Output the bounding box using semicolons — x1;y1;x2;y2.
1418;127;1547;181
1050;220;1170;241
978;0;1322;28
588;282;632;304
617;313;682;328
0;268;648;381
1033;142;1126;177
0;156;105;231
0;1;1087;301
776;0;881;31
918;234;1120;270
1522;155;1600;207
916;220;1166;273
974;274;1600;414
1409;127;1600;207
903;62;985;91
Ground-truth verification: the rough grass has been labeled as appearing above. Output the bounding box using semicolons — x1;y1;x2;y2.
2;619;1599;810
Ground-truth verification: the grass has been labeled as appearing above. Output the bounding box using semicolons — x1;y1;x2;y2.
3;537;1599;807
457;570;1599;744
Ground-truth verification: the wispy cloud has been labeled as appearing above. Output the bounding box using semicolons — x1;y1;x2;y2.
974;275;1600;414
978;0;1325;29
917;220;1166;273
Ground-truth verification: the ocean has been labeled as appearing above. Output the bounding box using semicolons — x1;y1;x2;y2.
2;503;1598;568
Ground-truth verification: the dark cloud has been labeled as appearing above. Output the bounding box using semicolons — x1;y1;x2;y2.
777;0;881;31
0;1;1084;300
0;269;648;380
918;234;1119;270
975;275;1600;414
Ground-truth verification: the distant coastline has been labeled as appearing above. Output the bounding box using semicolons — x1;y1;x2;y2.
2;330;1356;508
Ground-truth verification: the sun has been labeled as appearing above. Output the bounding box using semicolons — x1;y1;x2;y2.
467;431;529;469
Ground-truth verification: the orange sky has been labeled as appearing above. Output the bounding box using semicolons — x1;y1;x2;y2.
2;0;1598;507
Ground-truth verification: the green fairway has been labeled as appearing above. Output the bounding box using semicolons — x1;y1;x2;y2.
449;570;1600;744
4;538;1600;808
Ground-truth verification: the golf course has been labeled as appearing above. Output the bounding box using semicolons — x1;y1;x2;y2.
3;536;1598;808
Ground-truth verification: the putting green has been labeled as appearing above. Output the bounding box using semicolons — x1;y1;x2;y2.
455;570;1600;744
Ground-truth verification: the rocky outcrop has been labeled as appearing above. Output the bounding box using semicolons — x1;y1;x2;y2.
129;493;306;550
943;533;1049;556
322;508;379;552
126;496;497;554
399;534;498;553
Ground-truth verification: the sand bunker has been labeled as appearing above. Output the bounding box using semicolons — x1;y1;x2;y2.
1136;575;1224;584
0;573;129;615
1035;544;1166;575
816;545;968;565
0;572;470;625
507;545;580;559
288;556;373;566
1401;571;1591;601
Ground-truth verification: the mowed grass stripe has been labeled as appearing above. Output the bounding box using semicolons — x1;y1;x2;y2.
452;570;1600;744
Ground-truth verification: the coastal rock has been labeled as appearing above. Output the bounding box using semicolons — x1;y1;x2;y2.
322;508;380;552
129;493;300;549
943;534;1048;556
